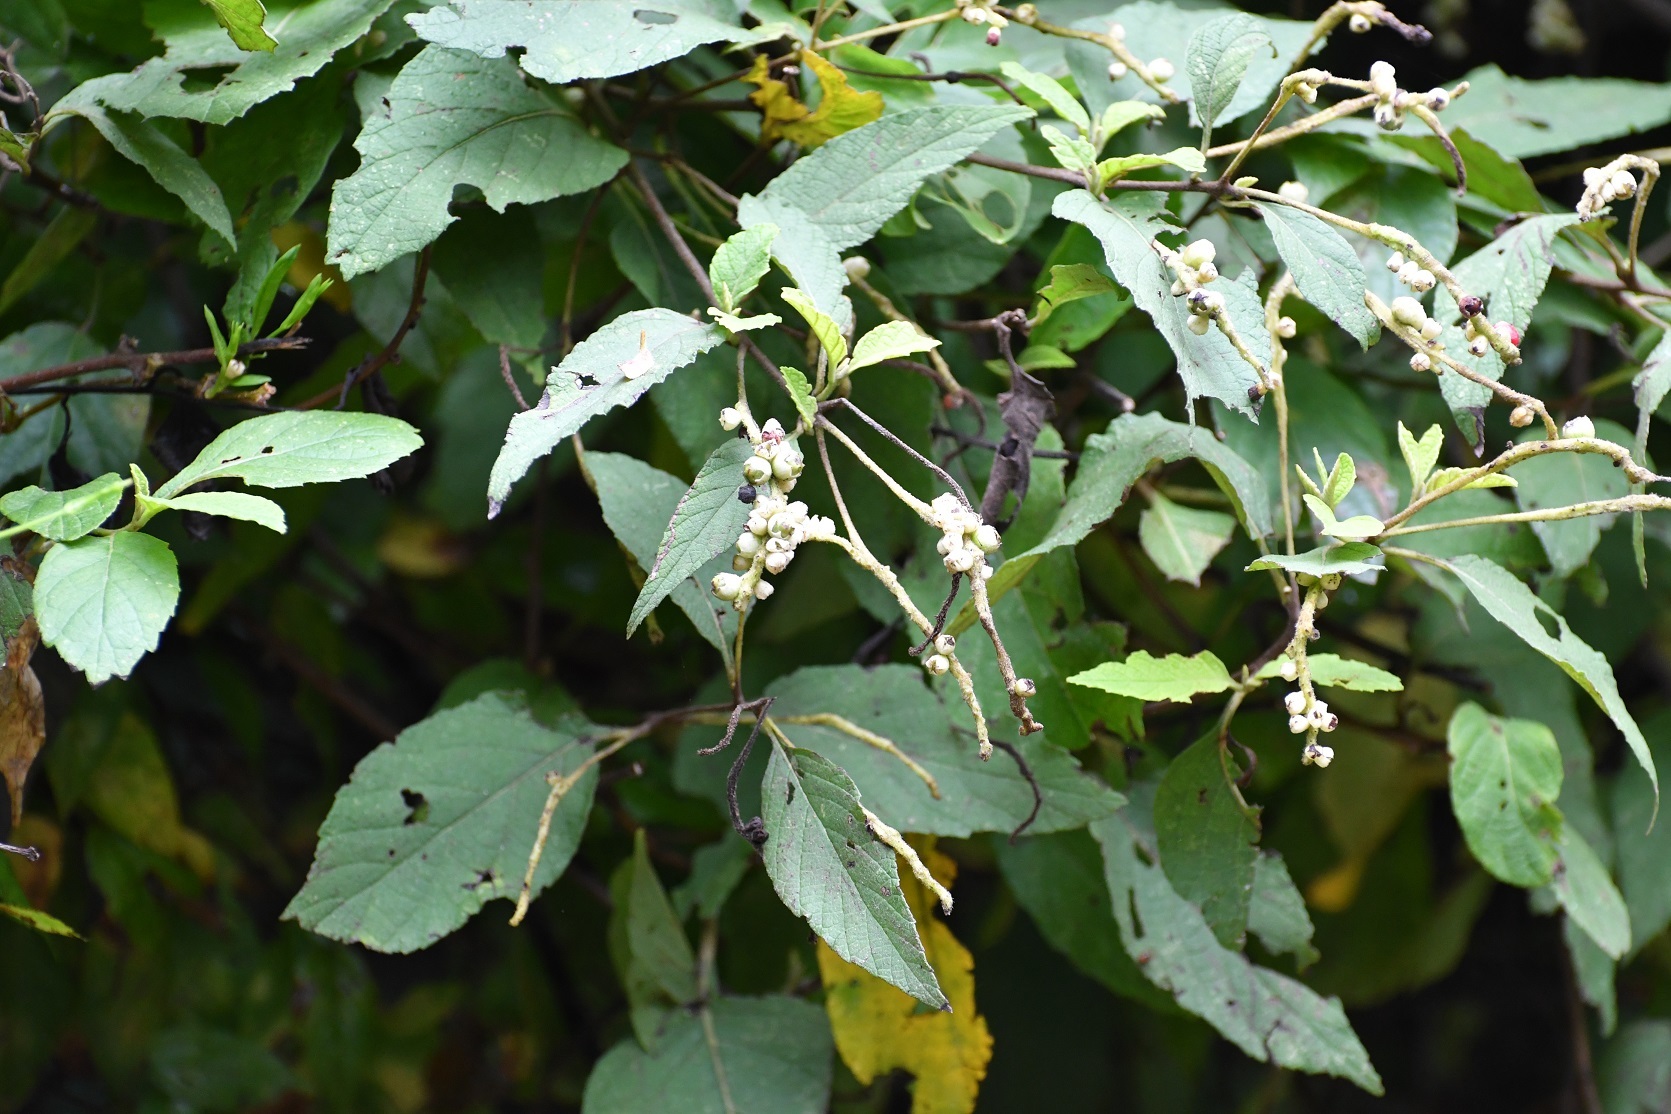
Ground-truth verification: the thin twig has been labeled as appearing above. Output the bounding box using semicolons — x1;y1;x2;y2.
295;247;430;410
989;739;1042;841
0;336;308;394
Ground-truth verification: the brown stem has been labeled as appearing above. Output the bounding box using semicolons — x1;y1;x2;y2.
295;246;430;410
0;336;308;394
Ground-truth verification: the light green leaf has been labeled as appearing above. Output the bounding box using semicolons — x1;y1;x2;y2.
1186;13;1274;135
409;0;785;86
143;491;287;533
1248;852;1318;969
1155;733;1261;947
50;0;392;125
1303;494;1383;541
327;45;626;278
783;367;818;429
1096;147;1206;190
1138;491;1234;586
1256;204;1378;348
1055;189;1268;417
489;309;724;510
157;412;423;499
1423;467;1517;494
1446;703;1564;887
999;62;1090;133
588;452;736;656
1043;123;1098;174
284;694;598;952
1510;421;1632;580
0;904;82;939
0;564;29;644
1611;715;1671;951
781;288;848;369
35;533;180;685
1551;825;1631;960
1093;814;1384;1093
1032;263;1120;326
1398;422;1445;493
0;474;124;541
1245;542;1385;577
1255;653;1403;692
760;743;947;1009
1565;916;1617;1036
1319;451;1357;509
201;0;276;50
708;309;781;334
628;439;753;638
1445;65;1671;158
1069;650;1235;704
708;225;778;313
761;664;1122;838
846;320;940;374
1598;1020;1671;1114
1447;555;1657;806
1097;100;1165;144
48;103;235;244
583;996;833;1114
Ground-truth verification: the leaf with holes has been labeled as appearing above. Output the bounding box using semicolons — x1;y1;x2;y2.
157;412;421;499
284;693;599;952
1447;702;1565;887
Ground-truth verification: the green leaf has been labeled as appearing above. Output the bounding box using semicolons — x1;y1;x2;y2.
1431;214;1580;437
1155;733;1261;947
1031;263;1120;326
35;533;180;685
326;45;626;278
1447;555;1657;807
0;206;97;317
283;694;599;952
627;438;753;638
1138;491;1235;586
588;452;737;656
1510;421;1632;580
737;105;1033;315
1255;653;1403;692
708;224;777;314
709;309;782;334
846;320;940;374
488;309;724;510
608;830;697;1042
1550;825;1631;960
1042;123;1097;175
781;288;848;370
0;564;29;645
430;207;547;349
144;491;287;534
1302;494;1383;541
1319;451;1357;509
1611;715;1671;950
1245;542;1385;577
670;837;754;922
1093;814;1384;1093
1095;147;1206;190
1186;13;1274;135
759;743;946;1009
1069;650;1235;704
999;62;1090;133
1055;189;1269;417
1097;100;1165;144
1256;203;1378;348
1398;422;1445;494
0;903;82;939
48;103;235;244
1386;127;1544;213
783;366;818;429
1248;852;1319;969
583;996;833;1114
1445;65;1671;158
50;0;392;125
762;664;1122;837
201;0;276;50
410;0;785;86
1446;703;1564;887
1565;916;1617;1036
156;412;423;499
1598;1020;1671;1114
0;473;124;541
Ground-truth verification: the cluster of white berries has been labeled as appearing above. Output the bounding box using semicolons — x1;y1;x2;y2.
1156;239;1224;337
959;0;1008;45
921;633;958;677
1577;165;1639;221
1276;656;1338;766
1384;249;1437;295
1367;61;1452;131
929;492;1001;579
711;417;833;610
1384;253;1522;371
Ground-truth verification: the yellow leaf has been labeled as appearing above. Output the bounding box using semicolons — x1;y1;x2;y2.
271;221;352;311
744;51;883;149
817;842;992;1114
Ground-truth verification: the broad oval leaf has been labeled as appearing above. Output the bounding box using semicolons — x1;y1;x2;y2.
1187;13;1274;134
157;411;422;499
760;743;947;1010
327;45;627;277
284;693;600;953
1155;733;1261;947
1070;650;1235;704
1138;491;1235;586
0;473;125;541
627;438;753;637
1256;203;1378;348
1447;702;1564;887
35;533;180;685
845;320;940;374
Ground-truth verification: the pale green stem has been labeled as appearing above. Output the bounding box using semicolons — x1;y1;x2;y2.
999;5;1182;103
813;7;957;49
1381;494;1671;538
1203;93;1377;159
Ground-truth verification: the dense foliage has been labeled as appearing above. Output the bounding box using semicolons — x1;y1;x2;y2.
4;0;1671;1109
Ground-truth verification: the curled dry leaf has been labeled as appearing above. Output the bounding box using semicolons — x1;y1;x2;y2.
0;612;44;829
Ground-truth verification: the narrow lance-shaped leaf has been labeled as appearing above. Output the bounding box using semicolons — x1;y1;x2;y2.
1448;555;1658;809
760;743;947;1010
1246;543;1385;577
1551;825;1631;960
34;533;180;685
628;438;754;637
157;412;423;498
142;491;287;534
708;224;778;313
488;309;725;511
1256;204;1379;348
1187;14;1274;137
999;62;1090;133
1398;421;1445;494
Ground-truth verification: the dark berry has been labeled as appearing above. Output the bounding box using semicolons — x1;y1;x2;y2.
1458;295;1484;317
738;484;757;504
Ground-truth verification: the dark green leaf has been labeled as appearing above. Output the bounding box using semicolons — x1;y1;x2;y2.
1255;203;1378;348
1446;702;1564;887
628;438;753;637
1154;733;1261;947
